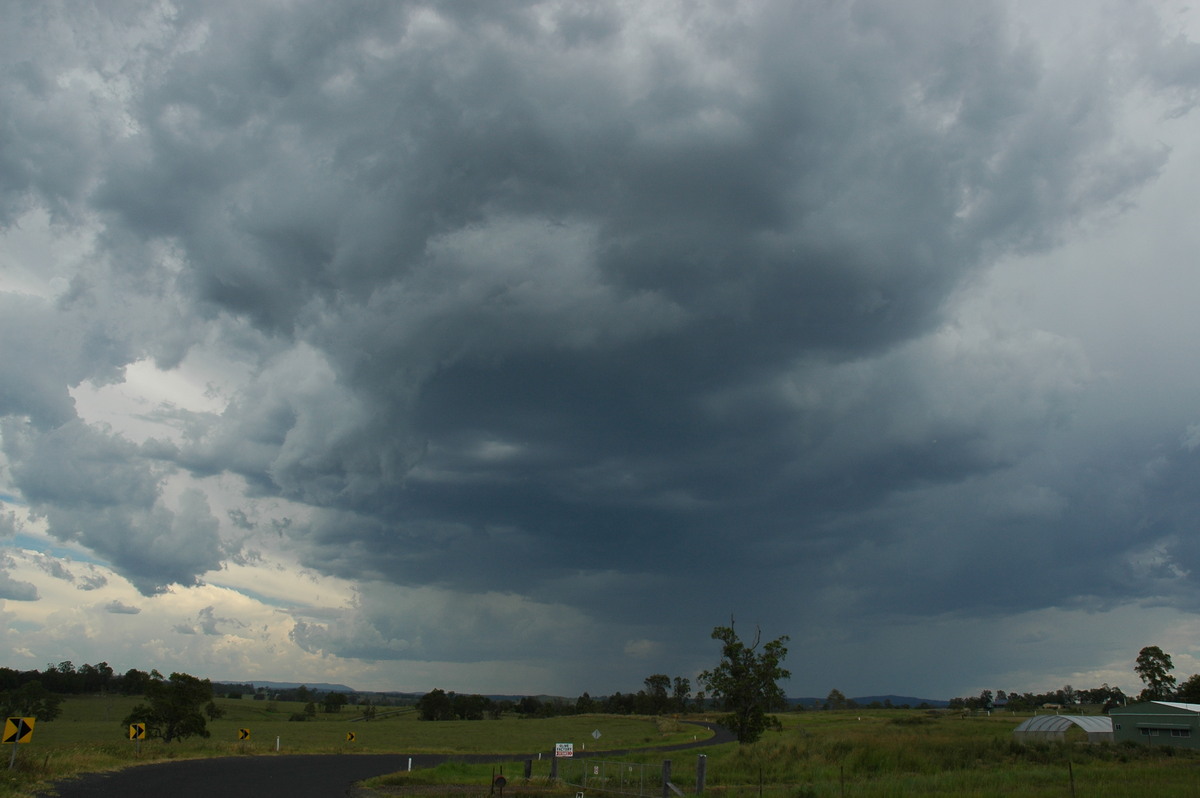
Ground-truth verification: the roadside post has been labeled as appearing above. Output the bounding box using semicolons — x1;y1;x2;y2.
553;742;572;781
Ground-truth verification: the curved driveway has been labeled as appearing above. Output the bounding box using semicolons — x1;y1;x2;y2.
45;722;733;798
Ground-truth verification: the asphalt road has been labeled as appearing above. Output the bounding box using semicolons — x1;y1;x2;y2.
44;722;733;798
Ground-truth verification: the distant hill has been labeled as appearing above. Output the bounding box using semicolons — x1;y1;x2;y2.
216;680;356;693
789;695;949;709
211;682;947;709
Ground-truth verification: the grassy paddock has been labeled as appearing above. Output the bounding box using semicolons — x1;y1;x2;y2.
9;703;1200;798
689;711;1200;798
365;711;1200;798
0;696;703;798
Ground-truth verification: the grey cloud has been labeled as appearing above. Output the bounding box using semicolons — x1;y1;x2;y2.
0;295;129;430
104;600;141;614
2;419;160;511
141;2;1186;609
0;510;19;538
0;554;38;601
0;573;38;602
3;419;225;593
196;605;244;636
77;571;109;591
3;0;1200;690
31;552;75;582
288;583;595;662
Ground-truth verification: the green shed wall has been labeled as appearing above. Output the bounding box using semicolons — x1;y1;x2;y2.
1110;703;1200;749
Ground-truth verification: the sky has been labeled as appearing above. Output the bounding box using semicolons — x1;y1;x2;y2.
4;0;1200;702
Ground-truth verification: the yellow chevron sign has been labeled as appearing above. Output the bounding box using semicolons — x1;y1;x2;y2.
239;728;251;740
129;723;146;740
2;718;35;745
346;731;356;742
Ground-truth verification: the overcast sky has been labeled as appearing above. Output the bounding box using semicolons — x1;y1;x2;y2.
4;0;1200;701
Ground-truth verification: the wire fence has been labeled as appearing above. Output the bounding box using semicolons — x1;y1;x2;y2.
557;758;665;798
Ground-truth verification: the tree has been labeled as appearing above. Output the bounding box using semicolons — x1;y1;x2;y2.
323;692;348;713
121;672;215;742
644;674;671;714
825;689;849;710
1135;645;1177;700
515;696;543;717
452;693;492;720
698;620;790;744
1177;674;1200;703
118;668;152;696
418;688;453;721
0;681;63;721
205;699;225;720
672;676;691;713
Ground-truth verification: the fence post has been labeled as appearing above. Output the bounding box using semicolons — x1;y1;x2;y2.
696;754;707;794
551;756;559;781
661;760;672;798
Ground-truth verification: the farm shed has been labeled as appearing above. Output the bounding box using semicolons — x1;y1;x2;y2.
1012;714;1113;744
1109;701;1200;749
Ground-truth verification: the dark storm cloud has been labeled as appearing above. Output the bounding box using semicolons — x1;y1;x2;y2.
4;0;1200;679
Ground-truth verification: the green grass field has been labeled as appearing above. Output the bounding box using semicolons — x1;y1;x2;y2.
7;701;1200;798
29;695;701;754
0;695;705;797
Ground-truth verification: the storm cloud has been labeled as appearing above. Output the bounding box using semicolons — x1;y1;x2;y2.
3;0;1200;697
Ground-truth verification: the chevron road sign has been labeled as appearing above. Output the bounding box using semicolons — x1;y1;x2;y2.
4;718;35;770
2;718;34;745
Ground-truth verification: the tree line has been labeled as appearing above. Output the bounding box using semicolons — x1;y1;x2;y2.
2;619;795;745
946;645;1200;712
0;661;155;696
416;620;792;745
0;661;157;722
415;675;698;722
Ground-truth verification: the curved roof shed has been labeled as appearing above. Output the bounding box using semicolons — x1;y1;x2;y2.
1013;715;1113;744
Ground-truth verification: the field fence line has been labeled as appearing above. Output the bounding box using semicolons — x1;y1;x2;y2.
557;758;664;798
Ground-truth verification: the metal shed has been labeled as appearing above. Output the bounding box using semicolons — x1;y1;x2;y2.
1012;714;1114;744
1109;701;1200;749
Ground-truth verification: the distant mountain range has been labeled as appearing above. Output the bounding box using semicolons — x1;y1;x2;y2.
217;681;948;708
790;695;950;708
216;680;356;693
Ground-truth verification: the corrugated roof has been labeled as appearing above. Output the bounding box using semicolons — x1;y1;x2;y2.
1151;701;1200;712
1013;715;1114;734
1110;701;1200;714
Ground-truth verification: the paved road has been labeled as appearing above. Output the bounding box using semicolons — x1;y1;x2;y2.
44;722;732;798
